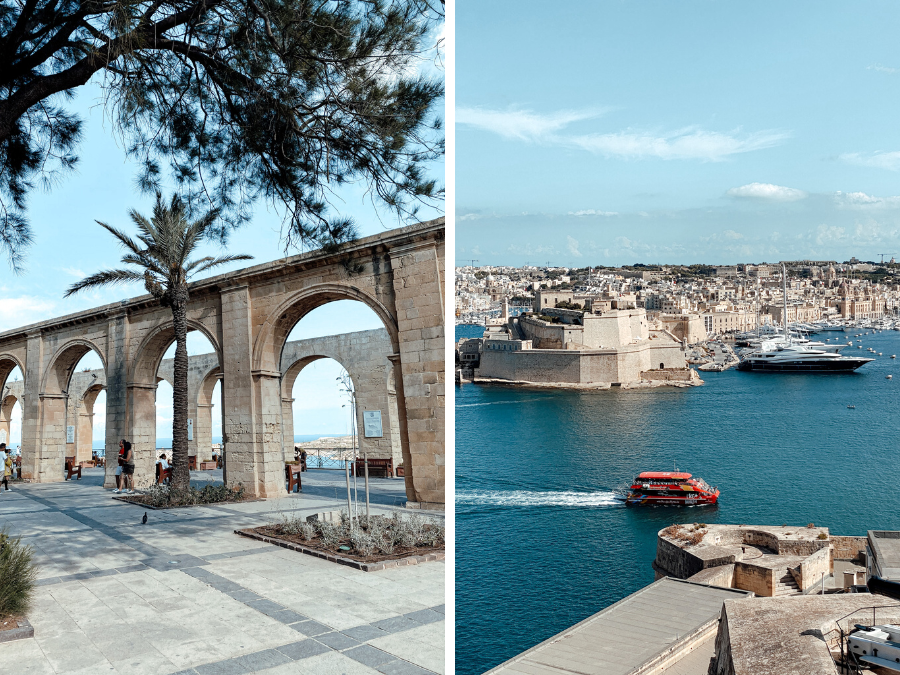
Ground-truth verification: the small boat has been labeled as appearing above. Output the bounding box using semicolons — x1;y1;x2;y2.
888;375;893;380
624;472;719;506
848;405;856;409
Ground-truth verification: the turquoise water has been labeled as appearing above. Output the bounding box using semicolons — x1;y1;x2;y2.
455;325;900;675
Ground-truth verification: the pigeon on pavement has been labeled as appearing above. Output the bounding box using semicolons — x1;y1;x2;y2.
142;512;148;525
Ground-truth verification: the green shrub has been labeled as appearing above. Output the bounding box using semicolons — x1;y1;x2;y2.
0;528;37;618
142;483;244;508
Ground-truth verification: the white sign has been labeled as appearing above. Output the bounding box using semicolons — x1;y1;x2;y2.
0;429;7;445
66;425;75;444
187;419;193;441
363;411;383;438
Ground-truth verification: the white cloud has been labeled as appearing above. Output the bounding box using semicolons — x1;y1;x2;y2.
723;230;744;240
459;106;787;161
868;64;900;75
568;209;618;217
457;106;603;142
815;225;847;245
840;151;900;171
566;236;582;257
834;191;900;208
0;296;58;327
726;182;807;201
567;127;789;161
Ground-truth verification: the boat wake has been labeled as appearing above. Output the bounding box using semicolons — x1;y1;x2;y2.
456;489;624;507
456;397;553;408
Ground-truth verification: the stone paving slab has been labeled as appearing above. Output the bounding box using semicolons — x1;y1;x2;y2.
0;472;444;674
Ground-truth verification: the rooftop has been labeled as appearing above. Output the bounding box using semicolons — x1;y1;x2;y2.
484;577;750;675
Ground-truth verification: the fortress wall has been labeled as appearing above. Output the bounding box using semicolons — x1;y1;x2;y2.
477;350;584;383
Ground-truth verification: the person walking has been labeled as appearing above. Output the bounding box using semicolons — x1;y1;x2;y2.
122;440;135;493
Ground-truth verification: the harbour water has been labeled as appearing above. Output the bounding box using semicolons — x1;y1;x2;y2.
455;325;900;675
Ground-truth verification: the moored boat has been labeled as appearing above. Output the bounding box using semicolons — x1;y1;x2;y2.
624;472;719;506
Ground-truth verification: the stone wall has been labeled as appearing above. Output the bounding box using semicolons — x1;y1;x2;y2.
688;564;735;589
797;546;831;591
831;535;867;562
733;563;774;597
477;341;687;386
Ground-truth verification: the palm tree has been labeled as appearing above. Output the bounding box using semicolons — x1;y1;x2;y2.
65;193;253;489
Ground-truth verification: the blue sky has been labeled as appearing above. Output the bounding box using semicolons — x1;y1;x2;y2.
1;27;443;441
457;0;900;266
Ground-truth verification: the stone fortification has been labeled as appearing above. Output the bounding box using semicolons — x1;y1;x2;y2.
459;306;699;388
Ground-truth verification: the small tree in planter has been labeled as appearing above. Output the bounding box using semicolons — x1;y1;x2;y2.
0;529;37;621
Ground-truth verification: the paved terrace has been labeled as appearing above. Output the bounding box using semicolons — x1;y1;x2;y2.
0;469;444;675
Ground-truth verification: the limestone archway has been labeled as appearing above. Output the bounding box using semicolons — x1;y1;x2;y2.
279;329;403;470
0;393;18;448
34;340;106;481
125;322;223;487
253;284;400;375
76;383;106;464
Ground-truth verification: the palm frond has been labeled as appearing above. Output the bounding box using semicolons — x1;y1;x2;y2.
64;269;145;297
121;253;166;277
186;254;254;278
95;221;145;257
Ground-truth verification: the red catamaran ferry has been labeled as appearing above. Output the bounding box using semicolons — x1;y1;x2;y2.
624;472;719;506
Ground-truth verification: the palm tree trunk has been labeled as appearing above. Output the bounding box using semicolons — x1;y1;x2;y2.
170;287;191;489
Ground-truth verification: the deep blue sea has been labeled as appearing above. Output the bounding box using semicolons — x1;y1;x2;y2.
455;324;900;675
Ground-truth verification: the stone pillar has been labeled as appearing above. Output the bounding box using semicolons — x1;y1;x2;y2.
221;284;283;497
20;331;43;481
187;394;199;460
126;384;157;488
38;393;67;482
65;394;77;461
76;406;93;464
389;241;445;507
281;397;294;462
194;403;214;462
104;312;129;488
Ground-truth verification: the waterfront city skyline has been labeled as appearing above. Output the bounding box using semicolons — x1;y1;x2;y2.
458;0;900;267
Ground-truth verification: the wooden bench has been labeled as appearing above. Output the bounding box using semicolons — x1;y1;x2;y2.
285;463;302;493
199;461;217;470
353;457;394;478
156;463;172;485
64;457;82;480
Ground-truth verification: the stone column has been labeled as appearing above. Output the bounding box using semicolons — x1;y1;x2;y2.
126;384;157;488
76;405;93;464
194;403;214;462
21;330;45;481
221;284;283;497
104;311;129;488
388;241;445;507
281;397;294;461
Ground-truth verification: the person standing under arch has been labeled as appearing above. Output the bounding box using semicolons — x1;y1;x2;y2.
122;440;135;493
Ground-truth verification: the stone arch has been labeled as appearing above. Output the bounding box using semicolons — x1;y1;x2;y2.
37;339;106;480
41;339;107;396
0;353;25;391
76;383;106;463
130;319;223;386
0;393;18;447
193;364;222;462
252;284;399;375
280;354;352;463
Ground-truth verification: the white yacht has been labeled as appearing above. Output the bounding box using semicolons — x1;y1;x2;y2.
737;265;875;373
